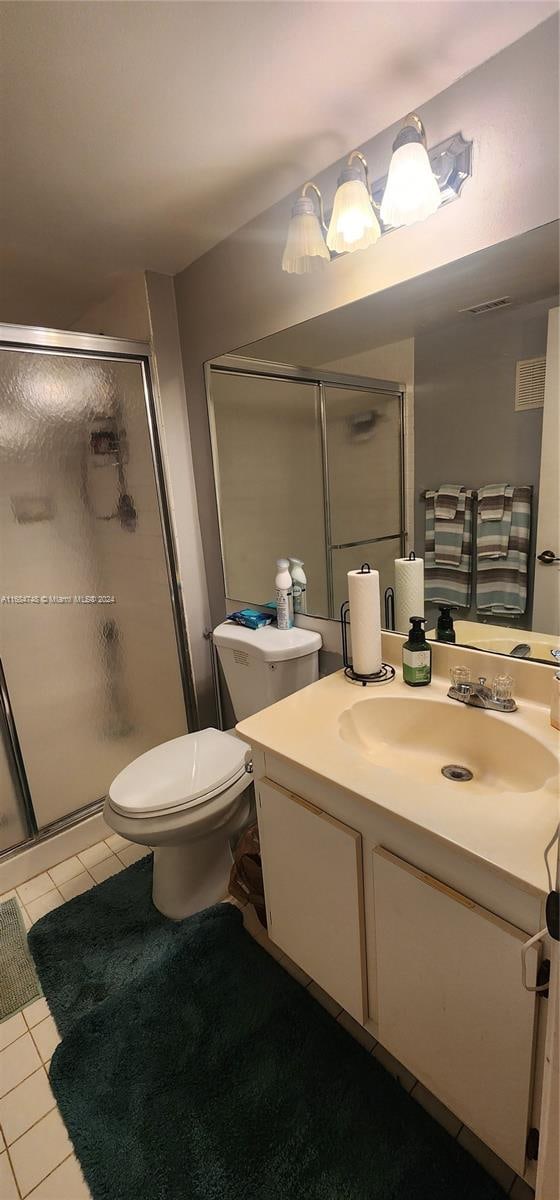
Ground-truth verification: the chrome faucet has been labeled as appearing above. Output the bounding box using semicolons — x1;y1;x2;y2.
448;672;517;712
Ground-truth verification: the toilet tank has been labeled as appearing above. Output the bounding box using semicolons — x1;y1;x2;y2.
213;622;322;722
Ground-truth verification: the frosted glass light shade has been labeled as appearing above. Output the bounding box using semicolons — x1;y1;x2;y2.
282;197;329;274
327;178;380;253
380;139;441;228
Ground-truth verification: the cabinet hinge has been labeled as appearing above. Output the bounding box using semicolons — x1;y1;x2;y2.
526;1128;539;1161
545;889;559;941
536;959;550;999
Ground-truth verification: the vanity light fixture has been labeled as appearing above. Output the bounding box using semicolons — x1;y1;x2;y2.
281;114;472;272
281;182;330;275
380;113;442;228
326;151;381;254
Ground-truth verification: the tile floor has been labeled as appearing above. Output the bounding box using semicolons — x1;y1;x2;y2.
0;831;535;1200
0;832;145;1198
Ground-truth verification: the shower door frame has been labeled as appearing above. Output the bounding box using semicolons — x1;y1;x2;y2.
0;322;197;854
206;355;413;619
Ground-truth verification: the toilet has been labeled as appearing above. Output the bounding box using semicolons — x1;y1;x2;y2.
104;621;322;919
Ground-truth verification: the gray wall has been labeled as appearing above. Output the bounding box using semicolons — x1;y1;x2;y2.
414;295;555;627
173;18;559;637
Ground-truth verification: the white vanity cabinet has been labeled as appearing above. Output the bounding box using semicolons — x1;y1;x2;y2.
372;847;539;1174
256;779;367;1022
254;766;546;1178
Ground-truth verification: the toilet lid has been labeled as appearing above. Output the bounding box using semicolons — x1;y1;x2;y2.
108;728;249;818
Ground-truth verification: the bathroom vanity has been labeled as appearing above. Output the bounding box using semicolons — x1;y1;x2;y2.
237;643;559;1181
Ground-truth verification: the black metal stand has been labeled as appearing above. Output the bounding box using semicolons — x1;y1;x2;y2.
340;600;395;687
384;586;395;631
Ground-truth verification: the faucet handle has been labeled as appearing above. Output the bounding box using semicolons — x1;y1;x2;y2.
450;664;470;688
478;676;487;686
491;673;514;703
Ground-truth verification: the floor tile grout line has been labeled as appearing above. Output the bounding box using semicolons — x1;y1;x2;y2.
0;1056;47;1105
4;1093;57;1150
4;1138;23;1199
0;1029;32;1056
16;876;56;895
18;1147;75;1199
29;1021;57;1065
23;1005;50;1033
15;883;56;906
1;1076;57;1151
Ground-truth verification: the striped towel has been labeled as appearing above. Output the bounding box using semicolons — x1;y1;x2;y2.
476;486;531;615
433;485;468;567
477;484;514;559
425;489;473;608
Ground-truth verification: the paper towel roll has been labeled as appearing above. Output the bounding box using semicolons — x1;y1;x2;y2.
348;566;382;676
395;555;424;634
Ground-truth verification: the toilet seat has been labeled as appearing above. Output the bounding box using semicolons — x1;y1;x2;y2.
108;728;250;820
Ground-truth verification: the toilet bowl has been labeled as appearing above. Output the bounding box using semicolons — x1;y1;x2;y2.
105;621;322;920
104;727;253;920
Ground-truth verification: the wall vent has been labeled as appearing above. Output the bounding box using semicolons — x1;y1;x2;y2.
515;356;546;411
233;649;250;667
459;296;512;316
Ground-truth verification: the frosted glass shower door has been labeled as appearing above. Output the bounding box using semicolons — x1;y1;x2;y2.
0;348;188;832
323;385;404;614
324;385;403;548
210;370;328;616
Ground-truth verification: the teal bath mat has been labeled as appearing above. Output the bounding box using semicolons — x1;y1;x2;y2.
30;860;507;1200
0;897;41;1021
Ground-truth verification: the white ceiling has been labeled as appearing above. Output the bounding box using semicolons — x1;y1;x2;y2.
0;1;556;328
238;222;559;364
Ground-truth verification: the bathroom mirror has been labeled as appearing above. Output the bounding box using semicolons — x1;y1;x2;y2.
206;221;559;663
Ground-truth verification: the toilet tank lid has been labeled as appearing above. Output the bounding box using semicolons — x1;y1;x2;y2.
213;621;322;663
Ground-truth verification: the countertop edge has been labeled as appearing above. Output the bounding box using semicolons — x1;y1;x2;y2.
241;731;548;901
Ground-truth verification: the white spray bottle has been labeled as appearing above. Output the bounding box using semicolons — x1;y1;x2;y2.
289;558;307;614
275;559;294;630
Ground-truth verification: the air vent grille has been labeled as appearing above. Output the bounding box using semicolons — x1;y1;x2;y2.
233;649;250;667
515;356;546;411
459;296;511;315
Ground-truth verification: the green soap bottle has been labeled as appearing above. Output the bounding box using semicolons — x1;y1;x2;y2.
402;616;432;687
436;605;456;644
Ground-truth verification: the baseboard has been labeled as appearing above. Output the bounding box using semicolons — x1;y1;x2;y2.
0;811;112;893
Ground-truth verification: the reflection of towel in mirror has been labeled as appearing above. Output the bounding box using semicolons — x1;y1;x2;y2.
433;484;468;567
425;489;473;608
477;484;514;559
476;486;531;615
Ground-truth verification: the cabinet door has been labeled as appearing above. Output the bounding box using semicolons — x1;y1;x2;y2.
257;779;367;1023
373;847;538;1174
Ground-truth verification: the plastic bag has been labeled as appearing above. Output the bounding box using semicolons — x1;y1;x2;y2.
229;822;267;929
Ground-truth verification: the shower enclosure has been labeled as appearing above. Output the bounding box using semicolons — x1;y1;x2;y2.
0;325;195;855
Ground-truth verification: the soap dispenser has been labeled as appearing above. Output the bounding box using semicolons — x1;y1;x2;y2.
403;616;432;687
436;605;456;644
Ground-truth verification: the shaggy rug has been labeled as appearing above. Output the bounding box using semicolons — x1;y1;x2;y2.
29;858;507;1199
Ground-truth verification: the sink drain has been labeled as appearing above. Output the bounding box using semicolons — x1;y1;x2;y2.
441;764;473;782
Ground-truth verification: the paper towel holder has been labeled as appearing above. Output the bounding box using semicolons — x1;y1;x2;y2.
384;586;395;630
341;565;395;687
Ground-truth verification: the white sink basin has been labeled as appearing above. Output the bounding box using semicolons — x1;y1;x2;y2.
339;695;558;797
